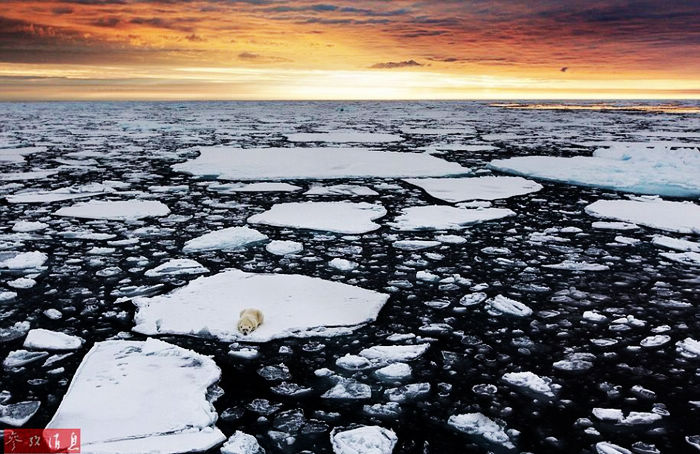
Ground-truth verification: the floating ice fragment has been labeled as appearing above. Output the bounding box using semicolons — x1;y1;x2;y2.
220;431;265;454
249;202;386;234
330;425;397;454
542;260;609;271
485;295;532;317
55;200;170;221
0;401;40;426
0;251;47;270
305;184;379;196
390;205;514;231
404;176;541;203
448;413;515;450
266;240;303;256
322;378;371;400
183;227;268;253
585;199;700;234
358;344;430;364
23;329;84;350
145;259;209;277
676;337;700;359
501;371;557;398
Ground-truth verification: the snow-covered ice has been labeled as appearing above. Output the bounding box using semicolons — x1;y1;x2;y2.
249;202;386;234
23;328;84;350
448;413;515;450
389;205;515;231
404;176;542;203
0;251;47;270
265;240;303;256
133;269;389;342
183;226;268;253
488;146;700;197
144;259;209;277
173;147;468;180
585;199;700;234
46;339;225;453
330;425;397;454
55;200;170;221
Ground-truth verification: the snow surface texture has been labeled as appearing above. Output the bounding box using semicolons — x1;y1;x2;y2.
404;176;542;203
55;200;170;221
248;202;387;234
133;269;389;342
46;339;225;453
585;198;700;234
173;147;469;180
488;145;700;197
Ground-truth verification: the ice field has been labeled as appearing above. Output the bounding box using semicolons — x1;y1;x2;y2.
0;101;698;454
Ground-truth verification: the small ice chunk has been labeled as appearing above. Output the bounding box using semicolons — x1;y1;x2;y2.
220;431;265;454
12;221;48;232
659;251;700;266
322;379;371;400
640;335;671;348
266;240;303;256
596;442;632;454
0;251;47;270
145;259;209;277
336;354;373;370
287;131;402;143
652;235;700;252
501;371;556;398
592;221;638;231
212;182;301;193
392;240;441;251
8;277;36;289
542;261;609;271
183;227;268;253
330;426;397;454
676;337;700;359
329;258;358;271
485;295;532;317
3;350;49;369
459;292;487;306
359;344;429;364
375;363;411;380
0;401;41;426
448;413;515;450
384;383;430;402
23;329;84;350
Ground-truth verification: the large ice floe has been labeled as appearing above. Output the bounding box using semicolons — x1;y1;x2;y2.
585;198;700;234
55;200;170;221
133;269;389;342
330;425;397;454
46;339;225;453
6;183;114;204
172;147;468;180
182;226;268;253
389;205;515;231
248;202;386;234
404;176;542;203
488;145;700;197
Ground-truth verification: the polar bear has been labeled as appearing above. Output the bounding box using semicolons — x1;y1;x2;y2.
237;308;264;335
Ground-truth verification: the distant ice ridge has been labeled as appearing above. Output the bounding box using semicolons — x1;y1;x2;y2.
585;198;700;234
404;176;542;203
286;131;402;143
249;202;386;234
488;144;700;197
172;147;468;180
46;339;225;454
133;269;389;342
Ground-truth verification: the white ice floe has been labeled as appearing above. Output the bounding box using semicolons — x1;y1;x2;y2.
358;344;429;364
6;183;114;204
209;182;302;193
375;363;411;380
305;184;379;197
12;221;48;232
249;202;386;234
389;205;514;231
0;170;58;181
0;401;41;427
0;146;47;163
183;227;268;253
448;413;515;450
47;339;225;454
652;235;700;252
220;431;264;454
55;200;170;221
592;221;638;231
173;147;468;181
660;251;700;266
542;261;609;271
23;329;84;350
585;199;700;234
595;442;632;454
323;378;371;400
330;426;397;454
287;131;402;143
145;259;209;277
404;176;542;203
676;338;700;359
640;335;671;348
133;269;389;342
485;295;532;317
0;251;48;270
392;240;441;251
459;292;487;306
592;408;662;425
501;372;557;398
488;146;700;197
329;258;358;271
265;240;303;256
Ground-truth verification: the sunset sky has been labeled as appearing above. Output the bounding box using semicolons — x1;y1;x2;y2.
0;0;698;100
